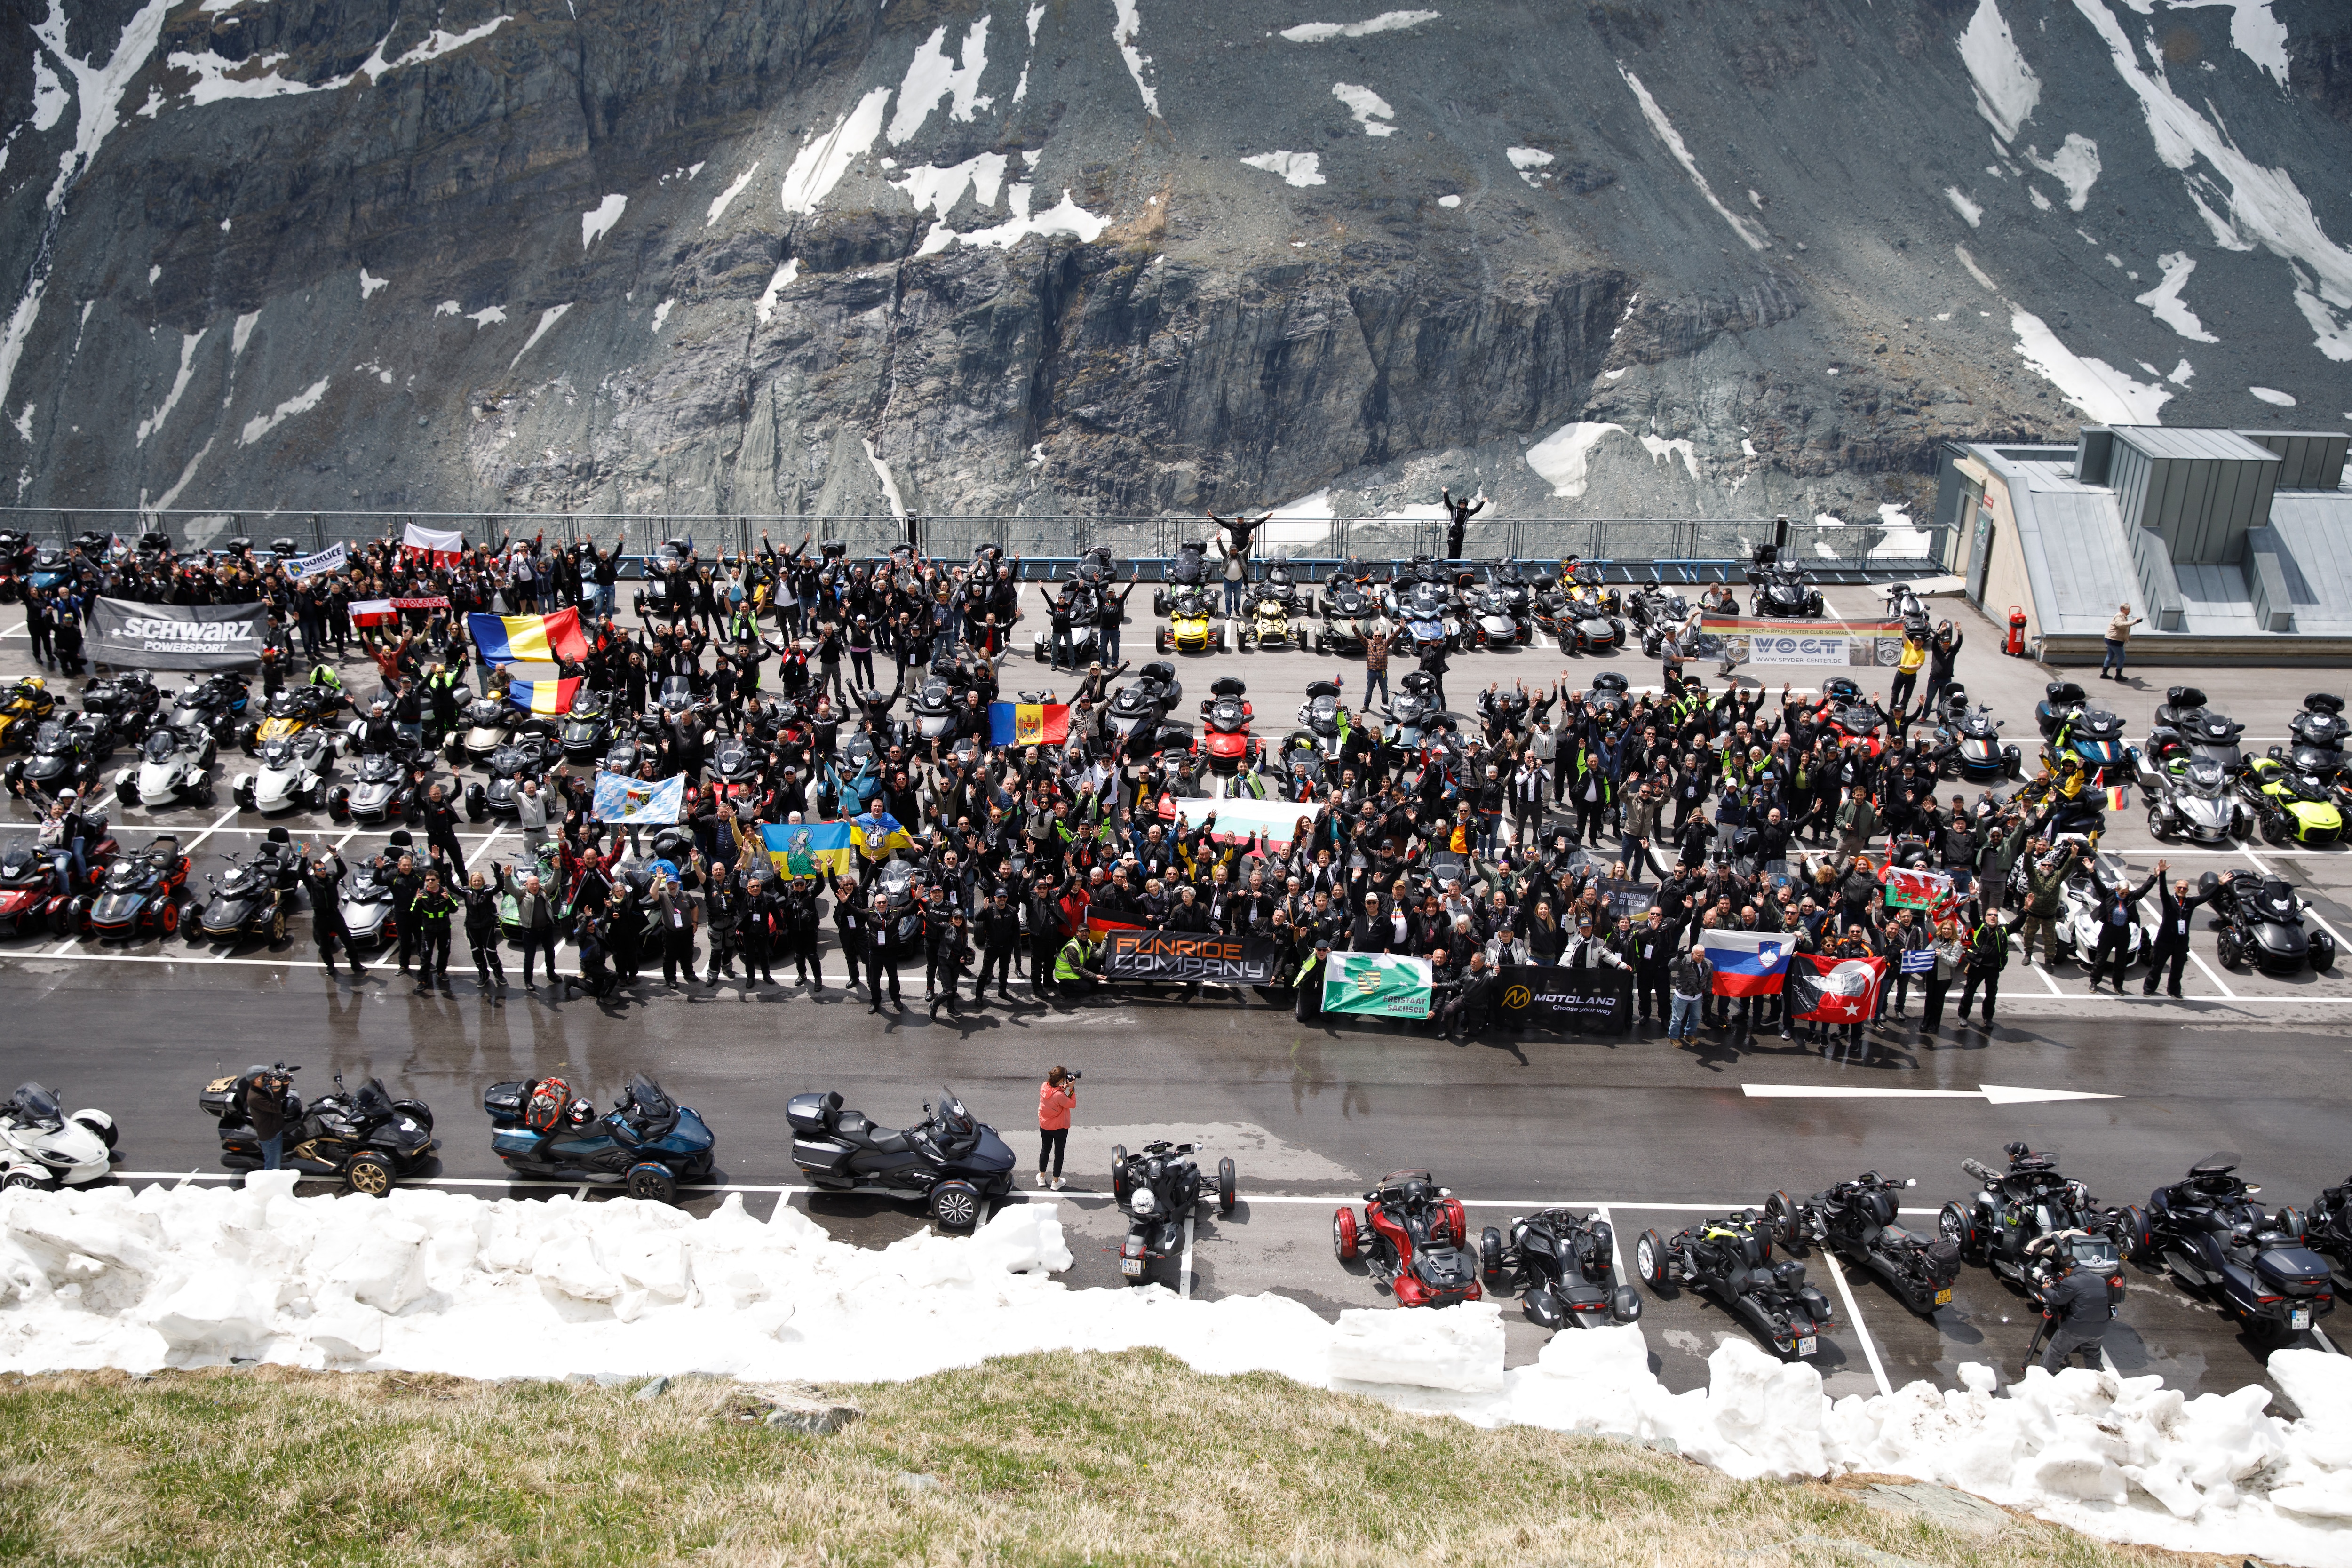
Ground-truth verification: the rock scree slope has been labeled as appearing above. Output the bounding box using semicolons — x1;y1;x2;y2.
3;0;2349;530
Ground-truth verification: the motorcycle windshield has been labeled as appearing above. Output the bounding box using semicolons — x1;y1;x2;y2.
141;729;180;762
7;1082;62;1128
353;1079;394;1118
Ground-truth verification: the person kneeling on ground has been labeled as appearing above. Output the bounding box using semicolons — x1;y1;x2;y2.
1435;949;1502;1040
1053;931;1104;999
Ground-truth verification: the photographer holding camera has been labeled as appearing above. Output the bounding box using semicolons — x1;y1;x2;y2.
1037;1066;1079;1191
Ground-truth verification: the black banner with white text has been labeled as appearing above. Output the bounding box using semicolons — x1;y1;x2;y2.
1496;966;1632;1033
1103;931;1284;985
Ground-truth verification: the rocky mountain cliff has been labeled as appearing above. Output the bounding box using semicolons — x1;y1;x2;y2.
5;0;2350;542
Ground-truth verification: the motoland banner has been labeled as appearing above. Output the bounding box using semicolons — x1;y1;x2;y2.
1321;952;1433;1018
1496;966;1632;1034
1699;614;1906;669
87;597;267;670
1104;931;1283;984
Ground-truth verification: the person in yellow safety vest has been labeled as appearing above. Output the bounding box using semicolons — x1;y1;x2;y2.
308;662;343;694
1891;634;1928;716
1054;934;1102;999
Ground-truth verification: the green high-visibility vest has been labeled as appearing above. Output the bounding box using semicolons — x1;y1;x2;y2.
1054;939;1095;981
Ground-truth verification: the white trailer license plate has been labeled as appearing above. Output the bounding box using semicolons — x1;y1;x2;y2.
1797;1336;1818;1357
1120;1258;1143;1277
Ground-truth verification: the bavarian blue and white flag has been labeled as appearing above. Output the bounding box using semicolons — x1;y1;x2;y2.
592;770;684;826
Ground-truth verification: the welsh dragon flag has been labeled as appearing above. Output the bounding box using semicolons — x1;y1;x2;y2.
1880;863;1955;912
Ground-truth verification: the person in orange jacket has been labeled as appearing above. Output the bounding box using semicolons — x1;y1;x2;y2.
1037;1066;1079;1191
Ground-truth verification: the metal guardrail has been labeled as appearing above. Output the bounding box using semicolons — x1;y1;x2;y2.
0;508;1945;578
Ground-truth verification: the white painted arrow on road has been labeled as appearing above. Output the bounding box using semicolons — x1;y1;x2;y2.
1741;1084;2119;1104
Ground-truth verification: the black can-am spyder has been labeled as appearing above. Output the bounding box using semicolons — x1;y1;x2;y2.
1111;1138;1237;1285
1780;1172;1961;1317
2121;1155;2334;1343
201;1063;435;1196
1938;1142;2118;1289
1636;1207;1835;1359
788;1086;1015;1231
1480;1207;1641;1330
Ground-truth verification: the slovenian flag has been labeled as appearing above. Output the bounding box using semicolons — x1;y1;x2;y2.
469;607;589;665
987;701;1071;747
850;808;914;856
1701;928;1791;996
506;675;580;715
763;821;854;881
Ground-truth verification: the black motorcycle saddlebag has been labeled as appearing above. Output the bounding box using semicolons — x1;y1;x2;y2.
483;1081;527;1123
2257;1246;2334;1295
793;1136;854;1174
787;1091;840;1136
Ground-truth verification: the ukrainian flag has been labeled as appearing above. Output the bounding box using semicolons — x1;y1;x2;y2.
506;676;581;715
763;821;854;881
987;701;1071;747
850;808;914;856
469;607;589;665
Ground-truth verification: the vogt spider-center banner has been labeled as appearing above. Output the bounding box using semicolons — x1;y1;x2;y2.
87;597;269;670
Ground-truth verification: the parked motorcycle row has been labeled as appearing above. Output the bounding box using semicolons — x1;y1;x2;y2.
1316;1142;2345;1372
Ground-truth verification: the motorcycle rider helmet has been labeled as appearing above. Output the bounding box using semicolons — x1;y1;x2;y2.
1400;1177;1433;1210
564;1097;594;1128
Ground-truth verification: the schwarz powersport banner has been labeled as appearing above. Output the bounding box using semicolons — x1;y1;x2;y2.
87;597;268;669
1496;966;1633;1034
1698;615;1906;669
1103;931;1283;984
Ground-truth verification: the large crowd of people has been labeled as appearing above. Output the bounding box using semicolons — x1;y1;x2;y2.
5;527;2163;1049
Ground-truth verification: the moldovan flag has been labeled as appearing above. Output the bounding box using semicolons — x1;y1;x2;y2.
850;808;914;856
505;675;580;716
1701;929;1791;997
591;771;683;825
987;701;1071;747
763;821;854;881
401;523;465;566
1785;952;1888;1024
469;607;589;665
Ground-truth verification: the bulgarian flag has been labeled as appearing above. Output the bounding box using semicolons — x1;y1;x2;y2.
988;701;1070;747
505;675;580;716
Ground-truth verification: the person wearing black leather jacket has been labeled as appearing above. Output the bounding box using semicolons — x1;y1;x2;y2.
461;868;506;991
298;847;366;979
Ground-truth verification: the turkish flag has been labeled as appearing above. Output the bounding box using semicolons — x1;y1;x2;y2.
1786;952;1888;1023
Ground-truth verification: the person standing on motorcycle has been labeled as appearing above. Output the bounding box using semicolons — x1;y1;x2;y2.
244;1067;293;1173
416;783;465;872
1098;572;1137;665
461;868;506;991
299;847;367;981
410;869;455;992
1921;621;1963;715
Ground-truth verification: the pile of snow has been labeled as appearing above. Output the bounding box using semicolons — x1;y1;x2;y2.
7;1181;2352;1566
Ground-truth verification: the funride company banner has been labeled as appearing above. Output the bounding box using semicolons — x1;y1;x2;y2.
1103;931;1283;984
87;597;268;669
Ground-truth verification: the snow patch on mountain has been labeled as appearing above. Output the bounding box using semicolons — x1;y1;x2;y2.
580;195;626;251
705;162;759;227
781;87;891;215
137;331;207;446
755;260;799;327
238;376;329;446
1111;0;1160;117
1332;83;1396;136
2136;253;2219;342
2022;133;2100;211
1617;67;1767;251
1958;0;2041;143
1241;151;1325;188
888;19;992;144
511;305;571;369
2010;309;2172;424
1526;421;1628;499
1279;11;1441;43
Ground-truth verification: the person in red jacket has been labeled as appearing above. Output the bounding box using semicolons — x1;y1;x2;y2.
1037;1066;1078;1191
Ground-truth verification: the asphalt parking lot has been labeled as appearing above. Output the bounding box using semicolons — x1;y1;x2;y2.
5;577;2351;1412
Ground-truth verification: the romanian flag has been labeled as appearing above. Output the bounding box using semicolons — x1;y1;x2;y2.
506;676;580;716
987;701;1071;747
850;808;914;856
469;607;589;666
763;821;854;881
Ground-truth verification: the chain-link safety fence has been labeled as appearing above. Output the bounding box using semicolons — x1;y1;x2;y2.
0;508;1945;580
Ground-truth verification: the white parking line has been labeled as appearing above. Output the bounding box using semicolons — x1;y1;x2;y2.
2241;847;2352;954
2025;958;2066;996
177;806;243;856
1180;1214;1196;1301
2187;949;2238;1001
1821;1251;1892;1397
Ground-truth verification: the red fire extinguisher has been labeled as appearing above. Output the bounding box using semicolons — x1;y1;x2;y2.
2005;605;2028;657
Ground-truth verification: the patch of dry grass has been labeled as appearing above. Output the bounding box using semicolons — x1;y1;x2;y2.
0;1351;2237;1567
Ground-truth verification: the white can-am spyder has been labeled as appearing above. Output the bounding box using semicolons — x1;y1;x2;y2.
0;1081;118;1189
232;729;334;813
112;721;218;809
2055;862;2149;967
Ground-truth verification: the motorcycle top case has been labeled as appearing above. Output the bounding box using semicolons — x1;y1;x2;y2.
787;1092;832;1136
200;1076;239;1120
482;1081;528;1123
2257;1247;2335;1293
